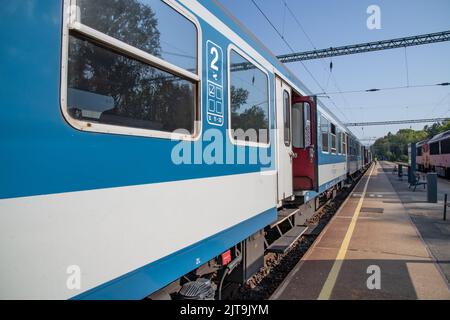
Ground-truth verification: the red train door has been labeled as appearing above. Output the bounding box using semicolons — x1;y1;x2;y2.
292;95;318;192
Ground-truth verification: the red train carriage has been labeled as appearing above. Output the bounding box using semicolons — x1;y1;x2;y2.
416;130;450;177
428;130;450;177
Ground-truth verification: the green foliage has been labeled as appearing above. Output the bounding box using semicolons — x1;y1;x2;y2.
423;121;450;138
373;120;450;161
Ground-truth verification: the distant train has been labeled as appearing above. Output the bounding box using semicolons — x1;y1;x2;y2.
0;0;369;299
416;130;450;178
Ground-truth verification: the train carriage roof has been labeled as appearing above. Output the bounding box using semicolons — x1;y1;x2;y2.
428;130;450;143
416;139;429;147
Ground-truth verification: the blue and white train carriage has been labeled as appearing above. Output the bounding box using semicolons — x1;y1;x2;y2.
0;0;364;299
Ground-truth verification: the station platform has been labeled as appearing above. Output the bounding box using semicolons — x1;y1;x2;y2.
272;161;450;300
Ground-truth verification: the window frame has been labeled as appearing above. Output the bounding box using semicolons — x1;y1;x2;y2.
345;132;348;155
330;122;337;154
60;0;202;141
321;115;329;153
417;146;423;156
430;142;441;155
283;89;291;146
291;102;304;149
348;136;352;155
441;138;450;154
341;132;347;155
227;44;271;148
303;102;311;148
336;128;341;154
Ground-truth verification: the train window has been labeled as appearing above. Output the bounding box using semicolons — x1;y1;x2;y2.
67;36;195;133
441;138;450;154
348;136;353;155
304;103;311;148
336;129;341;154
430;142;440;155
229;49;269;144
283;90;291;146
292;102;311;149
292;103;304;148
76;0;197;72
330;123;337;154
65;0;199;138
417;146;423;156
342;132;347;155
321;116;329;153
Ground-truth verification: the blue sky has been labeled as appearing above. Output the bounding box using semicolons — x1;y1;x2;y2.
218;0;450;144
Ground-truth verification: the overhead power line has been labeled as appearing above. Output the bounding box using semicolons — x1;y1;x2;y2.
249;0;350;121
246;1;450;131
280;0;350;121
249;0;324;93
277;30;450;62
314;82;450;95
345;118;450;127
426;92;450;118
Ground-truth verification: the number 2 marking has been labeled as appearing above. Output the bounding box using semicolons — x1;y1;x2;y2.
210;47;219;71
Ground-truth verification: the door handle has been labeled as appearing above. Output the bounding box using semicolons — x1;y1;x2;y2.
289;151;298;159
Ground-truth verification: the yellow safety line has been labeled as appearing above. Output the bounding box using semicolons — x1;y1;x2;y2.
318;164;375;300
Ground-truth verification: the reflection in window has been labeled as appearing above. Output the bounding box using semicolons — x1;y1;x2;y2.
283;90;291;146
67;36;195;133
304;103;311;147
321;116;329;152
77;0;197;72
230;50;269;144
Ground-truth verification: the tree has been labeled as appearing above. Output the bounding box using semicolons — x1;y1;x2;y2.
372;121;450;161
424;120;450;138
230;86;249;114
230;85;269;142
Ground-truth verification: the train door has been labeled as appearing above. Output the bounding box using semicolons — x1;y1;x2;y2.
275;77;293;202
292;95;318;192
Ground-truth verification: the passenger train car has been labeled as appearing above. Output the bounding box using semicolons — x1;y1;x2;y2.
416;130;450;178
0;0;365;299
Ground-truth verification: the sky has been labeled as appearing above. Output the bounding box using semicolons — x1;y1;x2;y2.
218;0;450;144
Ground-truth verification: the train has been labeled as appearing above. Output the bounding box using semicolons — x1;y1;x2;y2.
416;130;450;178
0;0;370;299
